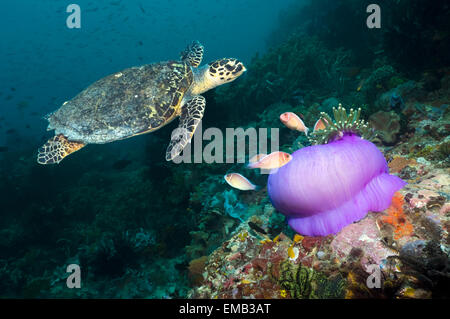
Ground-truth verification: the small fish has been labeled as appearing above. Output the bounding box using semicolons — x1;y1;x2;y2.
247;151;292;170
6;129;16;134
357;78;365;91
313;118;328;132
249;153;267;163
224;173;258;191
0;146;8;152
280;112;308;135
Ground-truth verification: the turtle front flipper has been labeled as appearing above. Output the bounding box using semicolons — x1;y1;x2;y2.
180;40;204;68
166;95;205;161
37;134;85;165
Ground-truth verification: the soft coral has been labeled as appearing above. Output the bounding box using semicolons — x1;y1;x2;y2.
381;192;414;240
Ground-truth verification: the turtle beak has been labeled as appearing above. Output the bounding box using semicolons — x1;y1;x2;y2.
232;61;246;76
235;60;246;72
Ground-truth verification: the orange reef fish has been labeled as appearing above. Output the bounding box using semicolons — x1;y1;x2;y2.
280;112;309;135
224;173;258;191
247;151;292;170
313;118;328;132
249;153;267;163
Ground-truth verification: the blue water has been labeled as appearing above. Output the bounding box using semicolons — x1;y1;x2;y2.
0;0;297;149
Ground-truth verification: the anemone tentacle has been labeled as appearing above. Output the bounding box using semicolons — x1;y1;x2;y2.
309;104;373;145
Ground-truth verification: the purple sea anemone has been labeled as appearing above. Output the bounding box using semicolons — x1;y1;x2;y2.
268;106;406;236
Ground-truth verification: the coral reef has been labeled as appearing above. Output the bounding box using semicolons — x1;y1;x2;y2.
213;34;354;126
388;156;417;174
380;193;414;241
188;256;208;286
369;110;402;145
188;72;449;298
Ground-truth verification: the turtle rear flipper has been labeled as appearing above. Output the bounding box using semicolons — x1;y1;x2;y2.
166;95;205;161
180;40;204;68
37;134;85;165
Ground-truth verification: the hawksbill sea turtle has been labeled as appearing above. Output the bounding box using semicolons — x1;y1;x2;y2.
37;41;246;164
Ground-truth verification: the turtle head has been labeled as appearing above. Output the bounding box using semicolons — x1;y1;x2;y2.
208;58;246;84
191;58;246;95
